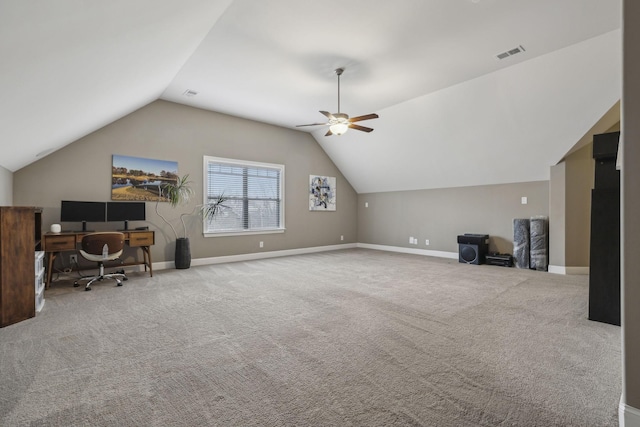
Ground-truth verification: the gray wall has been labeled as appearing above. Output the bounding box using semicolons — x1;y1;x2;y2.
358;181;548;255
564;144;594;267
13;100;358;264
0;165;12;205
549;162;566;268
623;0;640;413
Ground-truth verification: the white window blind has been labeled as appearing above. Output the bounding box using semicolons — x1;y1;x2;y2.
203;156;284;235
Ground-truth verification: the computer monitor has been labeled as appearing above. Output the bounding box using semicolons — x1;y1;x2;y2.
60;201;106;232
106;201;146;230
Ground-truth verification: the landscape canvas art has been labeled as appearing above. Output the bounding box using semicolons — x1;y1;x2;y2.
112;155;178;201
309;175;336;211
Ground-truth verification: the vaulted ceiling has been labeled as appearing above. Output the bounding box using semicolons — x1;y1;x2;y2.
0;0;621;193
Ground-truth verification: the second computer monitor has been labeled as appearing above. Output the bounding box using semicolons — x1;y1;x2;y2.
107;202;146;230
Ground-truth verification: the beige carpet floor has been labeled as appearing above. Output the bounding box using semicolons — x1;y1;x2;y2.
0;249;621;426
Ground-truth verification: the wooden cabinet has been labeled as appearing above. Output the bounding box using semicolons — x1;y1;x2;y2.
0;207;41;327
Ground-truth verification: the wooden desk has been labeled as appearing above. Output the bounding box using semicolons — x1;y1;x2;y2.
43;230;154;288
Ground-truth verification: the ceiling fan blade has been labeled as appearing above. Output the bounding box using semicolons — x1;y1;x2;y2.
296;122;329;127
320;111;336;120
325;129;334;136
349;123;374;133
349;113;379;123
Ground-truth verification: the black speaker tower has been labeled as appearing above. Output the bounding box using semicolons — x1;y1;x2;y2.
588;131;620;326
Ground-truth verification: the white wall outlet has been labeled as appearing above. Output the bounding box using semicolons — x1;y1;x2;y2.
259;241;264;248
365;202;369;208
340;235;344;241
521;196;528;205
69;254;77;264
425;239;430;246
409;236;414;244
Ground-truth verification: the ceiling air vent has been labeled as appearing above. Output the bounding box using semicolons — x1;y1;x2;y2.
182;89;198;97
496;45;526;60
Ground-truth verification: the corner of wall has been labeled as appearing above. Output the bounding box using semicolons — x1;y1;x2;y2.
619;400;640;427
0;165;13;205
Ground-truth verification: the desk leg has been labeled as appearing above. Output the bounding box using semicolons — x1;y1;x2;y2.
46;252;57;289
142;246;153;277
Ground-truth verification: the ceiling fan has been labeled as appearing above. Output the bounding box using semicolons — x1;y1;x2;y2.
297;67;379;136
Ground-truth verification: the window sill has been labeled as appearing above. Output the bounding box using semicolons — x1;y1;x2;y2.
203;228;285;238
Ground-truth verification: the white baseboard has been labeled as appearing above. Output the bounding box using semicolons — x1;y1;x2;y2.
619;400;640;427
149;244;588;274
548;265;590;275
356;243;459;260
151;243;358;271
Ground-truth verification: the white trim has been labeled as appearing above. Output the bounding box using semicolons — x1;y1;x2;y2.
548;265;590;275
204;228;285;238
153;260;175;271
548;265;565;274
151;243;358;271
619;401;640;427
356;243;459;259
150;244;590;274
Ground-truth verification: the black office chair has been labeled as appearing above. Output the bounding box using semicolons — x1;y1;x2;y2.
73;232;128;291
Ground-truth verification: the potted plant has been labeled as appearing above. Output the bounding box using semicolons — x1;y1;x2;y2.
155;174;226;269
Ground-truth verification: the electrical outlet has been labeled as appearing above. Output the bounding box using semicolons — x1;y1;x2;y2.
259;241;264;248
425;239;430;246
340;235;344;241
69;254;77;264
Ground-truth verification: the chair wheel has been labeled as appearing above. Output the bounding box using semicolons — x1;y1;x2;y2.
73;282;79;287
116;281;123;287
85;287;91;291
123;276;128;281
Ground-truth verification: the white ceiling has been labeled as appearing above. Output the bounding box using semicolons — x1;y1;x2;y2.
0;0;621;193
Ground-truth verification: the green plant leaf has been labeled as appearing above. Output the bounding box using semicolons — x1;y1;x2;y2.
163;174;194;207
201;193;228;219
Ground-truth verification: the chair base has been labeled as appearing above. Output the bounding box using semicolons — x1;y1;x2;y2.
74;265;128;291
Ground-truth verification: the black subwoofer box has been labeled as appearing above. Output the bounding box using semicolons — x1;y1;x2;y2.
457;234;489;265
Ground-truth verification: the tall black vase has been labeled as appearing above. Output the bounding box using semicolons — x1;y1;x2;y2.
175;237;191;269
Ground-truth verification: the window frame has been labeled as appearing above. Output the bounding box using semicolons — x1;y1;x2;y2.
202;155;285;237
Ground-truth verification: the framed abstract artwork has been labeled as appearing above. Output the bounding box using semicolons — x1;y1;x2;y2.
309;175;336;211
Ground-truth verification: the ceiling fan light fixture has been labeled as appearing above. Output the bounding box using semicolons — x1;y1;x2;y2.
329;114;349;135
329;122;349;135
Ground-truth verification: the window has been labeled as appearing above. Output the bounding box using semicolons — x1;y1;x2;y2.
203;156;284;236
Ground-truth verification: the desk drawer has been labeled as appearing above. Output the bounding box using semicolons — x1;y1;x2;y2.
128;232;154;247
44;235;76;251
